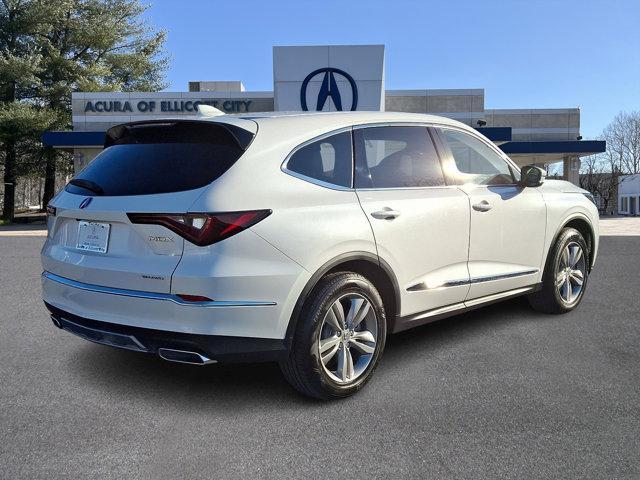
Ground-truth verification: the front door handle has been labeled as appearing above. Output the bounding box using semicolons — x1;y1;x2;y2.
472;200;492;212
371;208;401;220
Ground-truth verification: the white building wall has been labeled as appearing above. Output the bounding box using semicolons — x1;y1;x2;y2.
618;174;640;214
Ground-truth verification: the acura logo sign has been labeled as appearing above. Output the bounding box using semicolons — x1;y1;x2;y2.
300;68;358;111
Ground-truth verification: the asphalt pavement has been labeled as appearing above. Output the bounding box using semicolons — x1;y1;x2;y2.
0;235;638;479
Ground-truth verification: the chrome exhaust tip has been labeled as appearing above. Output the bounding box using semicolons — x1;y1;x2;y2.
158;348;217;366
51;316;62;329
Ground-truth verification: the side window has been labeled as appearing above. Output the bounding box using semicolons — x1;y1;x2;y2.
354;126;445;188
440;129;519;185
286;131;352;188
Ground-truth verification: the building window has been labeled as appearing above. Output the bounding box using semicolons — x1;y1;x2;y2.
621;196;628;213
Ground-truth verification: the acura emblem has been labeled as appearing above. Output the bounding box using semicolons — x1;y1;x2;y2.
300;67;358;111
79;197;92;209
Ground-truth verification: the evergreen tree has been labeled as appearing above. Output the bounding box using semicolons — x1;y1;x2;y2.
0;0;167;222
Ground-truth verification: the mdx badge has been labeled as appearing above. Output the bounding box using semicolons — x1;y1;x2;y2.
149;235;175;243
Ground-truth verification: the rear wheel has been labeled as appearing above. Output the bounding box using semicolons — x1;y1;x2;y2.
280;272;386;399
528;227;589;314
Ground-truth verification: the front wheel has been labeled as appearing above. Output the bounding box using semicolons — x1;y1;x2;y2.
528;227;589;314
280;272;387;399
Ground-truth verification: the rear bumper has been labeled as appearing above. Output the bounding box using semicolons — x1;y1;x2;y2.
45;302;288;363
41;270;291;339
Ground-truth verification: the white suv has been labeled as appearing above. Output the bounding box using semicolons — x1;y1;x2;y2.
42;111;599;399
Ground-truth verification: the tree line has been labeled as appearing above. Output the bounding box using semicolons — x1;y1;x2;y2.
0;0;167;222
580;111;640;214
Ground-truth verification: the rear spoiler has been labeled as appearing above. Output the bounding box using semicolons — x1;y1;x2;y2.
105;119;256;151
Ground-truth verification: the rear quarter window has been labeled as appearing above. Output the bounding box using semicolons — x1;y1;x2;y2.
65;121;253;196
285;131;353;188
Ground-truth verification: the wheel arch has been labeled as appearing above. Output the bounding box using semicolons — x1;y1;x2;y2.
549;214;596;272
284;252;401;346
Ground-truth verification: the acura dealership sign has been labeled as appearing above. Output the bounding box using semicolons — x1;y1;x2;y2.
83;99;254;114
72;44;384;129
300;67;358;111
72;90;275;123
273;45;385;111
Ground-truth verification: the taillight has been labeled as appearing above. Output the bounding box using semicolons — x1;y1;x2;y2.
127;210;271;246
46;205;56;217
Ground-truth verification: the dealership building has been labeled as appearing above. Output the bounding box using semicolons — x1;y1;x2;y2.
619;174;640;215
44;44;605;185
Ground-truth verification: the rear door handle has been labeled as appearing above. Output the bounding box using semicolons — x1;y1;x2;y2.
472;200;492;212
371;208;401;220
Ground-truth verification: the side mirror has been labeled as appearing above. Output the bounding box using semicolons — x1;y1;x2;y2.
520;165;546;187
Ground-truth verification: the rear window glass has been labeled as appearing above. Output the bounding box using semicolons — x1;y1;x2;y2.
65;121;251;196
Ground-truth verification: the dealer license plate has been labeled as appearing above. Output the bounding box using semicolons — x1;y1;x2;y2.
76;221;110;254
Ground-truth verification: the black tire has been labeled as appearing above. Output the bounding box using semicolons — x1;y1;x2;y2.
280;272;387;400
528;227;589;314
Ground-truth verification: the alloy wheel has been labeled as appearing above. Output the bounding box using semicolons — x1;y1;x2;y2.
556;241;586;305
318;293;378;384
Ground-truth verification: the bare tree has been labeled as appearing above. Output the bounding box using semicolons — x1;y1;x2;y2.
603;111;640;174
580;152;619;214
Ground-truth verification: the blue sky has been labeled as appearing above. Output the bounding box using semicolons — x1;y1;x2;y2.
145;0;639;139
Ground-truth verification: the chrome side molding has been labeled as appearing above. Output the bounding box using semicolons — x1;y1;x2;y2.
394;284;540;333
407;268;539;292
407;278;467;291
42;271;276;308
468;269;539;285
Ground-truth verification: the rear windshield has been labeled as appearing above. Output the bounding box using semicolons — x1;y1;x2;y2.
65;121;253;196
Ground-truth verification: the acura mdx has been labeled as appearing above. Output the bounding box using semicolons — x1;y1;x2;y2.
41;111;599;399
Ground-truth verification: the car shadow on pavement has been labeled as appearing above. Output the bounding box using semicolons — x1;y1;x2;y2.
66;296;539;405
384;296;537;361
